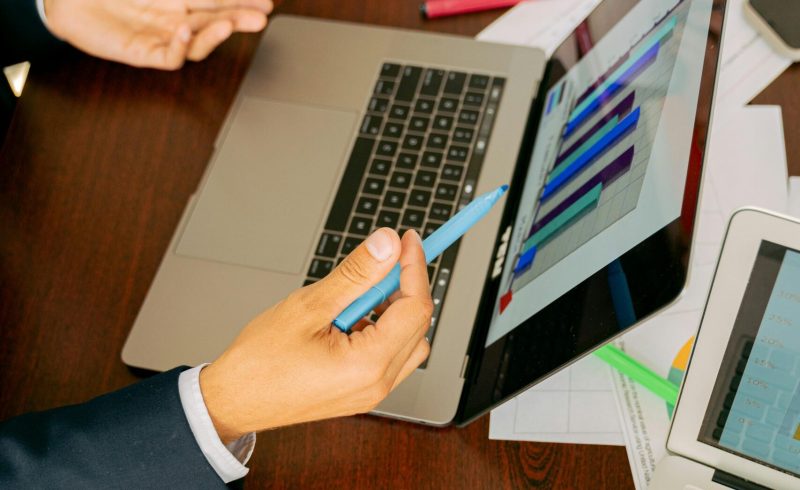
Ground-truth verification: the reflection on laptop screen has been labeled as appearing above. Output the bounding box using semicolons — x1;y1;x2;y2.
699;241;800;477
485;0;712;346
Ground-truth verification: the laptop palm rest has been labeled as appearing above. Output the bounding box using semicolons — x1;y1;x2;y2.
177;97;356;273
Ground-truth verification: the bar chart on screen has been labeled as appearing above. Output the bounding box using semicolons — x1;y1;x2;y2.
499;8;688;314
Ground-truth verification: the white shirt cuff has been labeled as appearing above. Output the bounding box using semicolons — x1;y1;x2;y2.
178;364;256;483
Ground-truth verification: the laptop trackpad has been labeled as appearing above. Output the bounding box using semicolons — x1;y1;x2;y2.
176;97;357;273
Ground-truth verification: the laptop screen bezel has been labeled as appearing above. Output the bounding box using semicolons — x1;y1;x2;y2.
455;0;728;425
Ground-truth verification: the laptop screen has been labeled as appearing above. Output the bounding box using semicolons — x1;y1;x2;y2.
698;241;800;477
457;0;725;423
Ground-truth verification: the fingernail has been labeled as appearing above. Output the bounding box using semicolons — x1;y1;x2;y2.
365;229;393;262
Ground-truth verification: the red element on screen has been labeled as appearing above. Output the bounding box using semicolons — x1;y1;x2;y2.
499;290;513;314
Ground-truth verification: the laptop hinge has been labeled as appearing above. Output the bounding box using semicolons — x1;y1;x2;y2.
460;355;470;379
711;469;770;490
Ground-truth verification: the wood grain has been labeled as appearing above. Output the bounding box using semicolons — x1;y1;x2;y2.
1;0;796;487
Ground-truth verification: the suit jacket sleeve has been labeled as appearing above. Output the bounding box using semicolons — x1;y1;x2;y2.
1;0;64;66
0;367;230;489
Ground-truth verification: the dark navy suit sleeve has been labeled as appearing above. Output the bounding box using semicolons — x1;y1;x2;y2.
0;367;230;489
1;0;65;66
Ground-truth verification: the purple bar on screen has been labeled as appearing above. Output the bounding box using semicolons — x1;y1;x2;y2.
530;146;635;236
555;91;635;166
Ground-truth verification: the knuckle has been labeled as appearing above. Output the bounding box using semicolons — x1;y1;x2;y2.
336;256;372;285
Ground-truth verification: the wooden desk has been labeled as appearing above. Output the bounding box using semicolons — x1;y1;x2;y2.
1;1;797;488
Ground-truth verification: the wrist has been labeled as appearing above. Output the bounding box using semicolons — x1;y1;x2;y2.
200;363;248;444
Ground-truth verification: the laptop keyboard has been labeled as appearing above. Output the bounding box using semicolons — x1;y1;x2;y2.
304;62;505;354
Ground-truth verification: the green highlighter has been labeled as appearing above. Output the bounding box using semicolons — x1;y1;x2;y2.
594;344;679;406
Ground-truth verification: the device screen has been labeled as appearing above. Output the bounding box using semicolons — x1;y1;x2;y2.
699;240;800;477
750;0;800;49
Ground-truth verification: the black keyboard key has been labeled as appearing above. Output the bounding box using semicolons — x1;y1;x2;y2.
424;221;442;238
433;115;453;131
383;121;403;138
409;116;430;133
453;127;474;144
427;265;436;281
389;104;410;120
361;115;382;136
369;97;390;114
439;97;459;113
374;79;395;96
443;71;466;95
420;69;444;97
325;137;374;231
409;189;431;208
468;74;490;90
415;170;437;187
397;153;418;169
370;159;391;176
349;216;373;236
356;196;379;214
458;110;480;125
341;237;360;255
376;140;398;157
430;202;452;220
308;258;334;278
337;256;345;266
396;66;423;102
447;145;469;162
421;151;443;168
363;177;386;195
464;92;485;107
381;62;401;78
303;279;316;287
315;233;342;257
377;210;400;228
390;171;412;189
436;183;459;201
403;134;423;151
415;98;435;114
427;133;447;149
441;164;463;181
402;209;425;228
383;191;406;208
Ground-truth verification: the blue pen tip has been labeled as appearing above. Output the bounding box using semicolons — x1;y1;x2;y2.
500;184;509;193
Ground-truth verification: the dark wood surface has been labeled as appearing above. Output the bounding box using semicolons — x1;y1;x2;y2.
1;1;797;488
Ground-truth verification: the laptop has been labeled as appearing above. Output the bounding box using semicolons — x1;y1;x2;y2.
123;0;728;426
651;208;800;490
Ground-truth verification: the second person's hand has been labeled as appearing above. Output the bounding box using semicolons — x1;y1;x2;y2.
43;0;274;70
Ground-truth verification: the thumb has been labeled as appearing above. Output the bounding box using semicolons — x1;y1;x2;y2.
302;228;401;323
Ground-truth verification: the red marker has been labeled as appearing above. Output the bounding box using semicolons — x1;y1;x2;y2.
421;0;525;19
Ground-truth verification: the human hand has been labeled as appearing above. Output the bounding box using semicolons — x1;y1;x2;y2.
43;0;273;70
199;229;433;442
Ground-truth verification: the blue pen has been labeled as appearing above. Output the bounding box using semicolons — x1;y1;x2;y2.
333;184;509;331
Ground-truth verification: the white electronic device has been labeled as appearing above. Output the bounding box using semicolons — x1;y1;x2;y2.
651;208;800;489
744;0;800;61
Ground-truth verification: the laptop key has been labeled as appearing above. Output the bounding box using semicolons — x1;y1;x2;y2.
409;189;431;208
349;216;373;236
389;171;412;189
382;121;403;138
363;177;386;195
436;183;459;200
464;92;485;107
458;110;480;125
396;66;423;102
377;210;400;228
414;170;437;187
397;153;417;169
433;115;453;131
369;96;390;114
424;221;442;238
447;145;469;162
308;258;334;279
427;133;447;149
376;140;398;157
355;196;379;215
402;134;423;151
420;69;444;97
427;265;436;281
380;62;401;78
325;137;374;232
443;71;466;95
370;159;391;176
415;98;435;114
341;237;360;255
389;104;410;120
430;202;452;220
383;191;406;208
402;209;425;228
421;151;443;168
409;116;430;133
361;115;382;136
453;127;474;144
315;233;342;258
374;79;395;96
441;164;463;181
468;74;490;90
439;97;459;113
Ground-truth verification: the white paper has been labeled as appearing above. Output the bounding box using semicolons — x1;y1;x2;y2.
612;105;789;489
